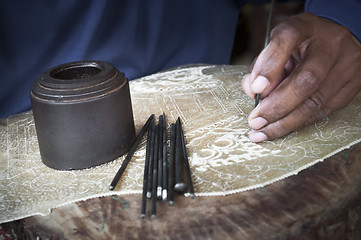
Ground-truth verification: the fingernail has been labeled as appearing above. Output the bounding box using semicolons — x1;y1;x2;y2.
241;74;249;87
249;117;267;130
251;75;269;93
242;73;250;82
249;131;268;143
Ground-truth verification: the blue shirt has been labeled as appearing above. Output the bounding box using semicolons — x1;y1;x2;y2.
305;0;361;41
1;0;243;118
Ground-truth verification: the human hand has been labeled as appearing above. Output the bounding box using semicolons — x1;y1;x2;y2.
241;12;361;143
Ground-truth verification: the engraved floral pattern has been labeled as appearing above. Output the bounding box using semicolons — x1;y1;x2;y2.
1;65;360;223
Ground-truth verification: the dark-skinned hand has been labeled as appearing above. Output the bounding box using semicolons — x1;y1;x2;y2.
242;12;361;143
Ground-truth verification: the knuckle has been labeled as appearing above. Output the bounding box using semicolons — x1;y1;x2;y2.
271;22;300;45
299;92;330;120
318;18;351;46
292;70;320;94
304;95;323;112
334;25;351;43
270;13;313;44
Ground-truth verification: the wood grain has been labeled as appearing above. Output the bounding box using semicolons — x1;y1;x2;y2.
3;143;361;240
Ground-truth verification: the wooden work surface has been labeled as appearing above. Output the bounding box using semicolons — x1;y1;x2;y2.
2;142;361;240
1;65;361;239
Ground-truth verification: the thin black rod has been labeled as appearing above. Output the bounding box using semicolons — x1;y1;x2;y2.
146;121;156;198
157;115;163;199
140;117;154;218
168;123;176;206
264;0;276;49
162;113;168;201
255;94;261;108
179;119;195;199
109;114;154;191
174;117;187;194
151;124;159;218
255;0;276;108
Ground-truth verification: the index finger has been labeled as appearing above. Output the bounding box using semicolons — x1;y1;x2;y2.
249;14;313;94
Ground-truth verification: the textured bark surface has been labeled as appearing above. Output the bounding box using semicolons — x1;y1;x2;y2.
3;143;361;240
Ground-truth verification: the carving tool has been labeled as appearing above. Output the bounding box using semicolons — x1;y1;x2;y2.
162;113;168;201
140;117;154;218
151;124;159;218
255;0;276;107
174;117;187;194
157;115;163;199
147;121;156;198
168;123;176;206
178;119;195;199
109;114;154;191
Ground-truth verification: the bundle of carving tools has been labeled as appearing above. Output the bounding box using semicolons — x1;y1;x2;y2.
109;113;195;219
141;114;195;218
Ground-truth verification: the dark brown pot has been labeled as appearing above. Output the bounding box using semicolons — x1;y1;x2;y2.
30;61;135;170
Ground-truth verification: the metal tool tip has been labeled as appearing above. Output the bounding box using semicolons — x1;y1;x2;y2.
140;214;146;219
255;94;260;108
157;187;162;198
151;214;157;219
168;201;174;206
109;185;114;191
174;182;187;193
162;190;167;201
